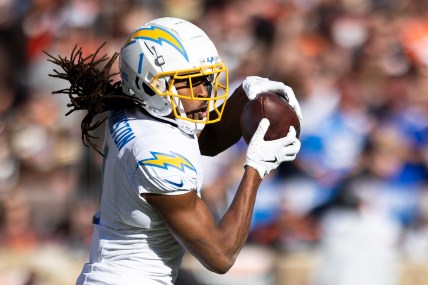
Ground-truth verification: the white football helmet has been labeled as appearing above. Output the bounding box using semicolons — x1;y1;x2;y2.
119;17;229;135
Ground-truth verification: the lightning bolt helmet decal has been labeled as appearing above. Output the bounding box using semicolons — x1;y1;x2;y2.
137;151;196;173
124;26;189;61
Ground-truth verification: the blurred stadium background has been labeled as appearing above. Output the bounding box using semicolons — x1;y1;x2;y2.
1;0;428;284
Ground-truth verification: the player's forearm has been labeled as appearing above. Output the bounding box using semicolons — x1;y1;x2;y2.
186;166;262;274
198;85;248;156
216;166;262;263
143;167;262;274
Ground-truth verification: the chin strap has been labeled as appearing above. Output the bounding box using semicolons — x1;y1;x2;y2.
140;106;202;136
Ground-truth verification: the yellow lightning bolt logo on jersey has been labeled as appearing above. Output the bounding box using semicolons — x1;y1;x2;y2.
124;26;189;61
138;151;196;173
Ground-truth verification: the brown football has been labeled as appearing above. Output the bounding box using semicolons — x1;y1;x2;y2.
240;92;301;144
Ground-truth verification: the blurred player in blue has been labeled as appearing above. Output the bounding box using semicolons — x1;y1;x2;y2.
48;17;302;285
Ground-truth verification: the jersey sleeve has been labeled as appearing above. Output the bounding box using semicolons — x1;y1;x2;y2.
128;139;201;196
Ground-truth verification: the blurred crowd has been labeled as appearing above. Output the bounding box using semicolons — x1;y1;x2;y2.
1;0;428;285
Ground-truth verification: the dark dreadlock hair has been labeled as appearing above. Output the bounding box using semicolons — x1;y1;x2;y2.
45;43;145;156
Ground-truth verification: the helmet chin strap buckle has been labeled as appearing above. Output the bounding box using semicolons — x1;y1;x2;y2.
177;119;204;135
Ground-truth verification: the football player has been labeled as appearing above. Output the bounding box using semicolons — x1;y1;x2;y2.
48;17;301;285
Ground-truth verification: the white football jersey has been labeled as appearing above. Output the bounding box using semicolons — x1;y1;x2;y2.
77;107;204;285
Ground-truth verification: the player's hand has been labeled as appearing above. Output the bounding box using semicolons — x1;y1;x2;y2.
242;76;303;121
244;118;301;178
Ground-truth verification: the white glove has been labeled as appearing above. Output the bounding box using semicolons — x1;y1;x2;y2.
242;76;303;121
245;118;301;179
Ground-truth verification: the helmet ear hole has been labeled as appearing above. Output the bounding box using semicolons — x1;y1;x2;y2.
134;76;155;97
134;77;141;90
143;83;156;97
